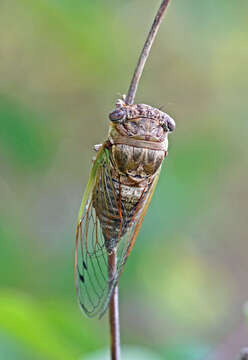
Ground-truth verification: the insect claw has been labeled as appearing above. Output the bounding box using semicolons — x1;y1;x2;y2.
115;97;126;108
93;144;102;152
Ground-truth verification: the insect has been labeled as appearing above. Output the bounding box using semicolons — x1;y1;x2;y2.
75;95;175;318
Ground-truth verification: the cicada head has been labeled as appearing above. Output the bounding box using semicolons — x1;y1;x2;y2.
109;97;175;140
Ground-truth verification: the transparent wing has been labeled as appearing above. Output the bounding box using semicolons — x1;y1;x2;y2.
75;144;161;318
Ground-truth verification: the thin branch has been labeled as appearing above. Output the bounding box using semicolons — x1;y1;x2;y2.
126;0;171;105
108;251;120;360
108;1;172;359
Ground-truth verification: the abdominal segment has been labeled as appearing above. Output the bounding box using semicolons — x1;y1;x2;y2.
92;165;149;253
92;143;163;253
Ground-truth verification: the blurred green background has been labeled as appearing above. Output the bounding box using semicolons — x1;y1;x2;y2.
1;0;248;359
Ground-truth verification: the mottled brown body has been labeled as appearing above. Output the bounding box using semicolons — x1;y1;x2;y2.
75;100;175;318
92;102;172;253
110;116;168;184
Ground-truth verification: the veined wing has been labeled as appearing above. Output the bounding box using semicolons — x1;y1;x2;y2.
75;143;161;318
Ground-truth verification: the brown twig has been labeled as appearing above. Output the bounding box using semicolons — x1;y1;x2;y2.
126;0;171;105
108;251;120;360
108;1;172;359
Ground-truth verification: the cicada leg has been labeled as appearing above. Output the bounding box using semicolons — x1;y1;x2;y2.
92;144;103;163
93;144;103;152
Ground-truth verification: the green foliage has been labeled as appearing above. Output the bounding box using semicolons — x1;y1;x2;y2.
162;344;208;360
0;290;106;360
21;0;127;81
0;0;247;358
0;96;55;172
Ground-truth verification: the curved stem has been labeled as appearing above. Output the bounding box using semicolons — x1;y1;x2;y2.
108;1;172;359
108;251;120;360
126;0;171;105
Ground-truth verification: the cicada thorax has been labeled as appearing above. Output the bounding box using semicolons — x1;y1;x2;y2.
92;114;170;254
109;117;168;182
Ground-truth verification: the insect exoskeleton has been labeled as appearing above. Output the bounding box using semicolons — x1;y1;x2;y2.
91;99;175;252
75;98;175;317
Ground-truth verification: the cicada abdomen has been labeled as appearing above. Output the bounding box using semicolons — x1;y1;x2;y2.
75;97;175;317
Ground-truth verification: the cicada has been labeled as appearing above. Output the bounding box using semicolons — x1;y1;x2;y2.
75;96;175;318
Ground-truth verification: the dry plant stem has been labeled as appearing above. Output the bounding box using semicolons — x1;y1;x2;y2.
126;0;171;105
108;1;172;359
108;250;120;360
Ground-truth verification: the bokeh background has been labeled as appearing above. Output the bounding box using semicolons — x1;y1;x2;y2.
1;0;248;359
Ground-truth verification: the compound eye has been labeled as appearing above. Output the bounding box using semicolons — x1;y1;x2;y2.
167;116;176;132
109;109;126;123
